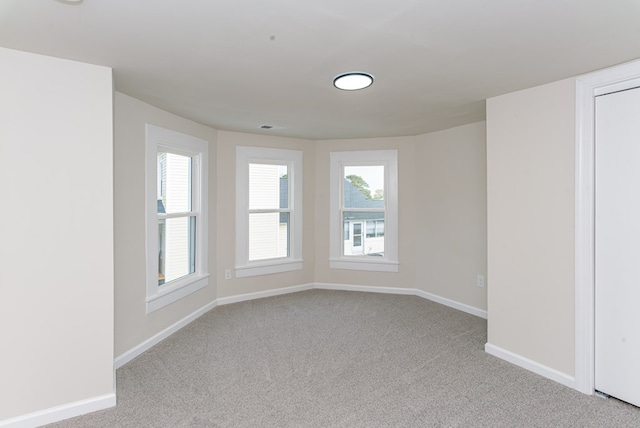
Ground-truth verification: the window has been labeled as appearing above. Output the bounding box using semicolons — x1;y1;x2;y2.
366;220;385;238
330;150;398;272
236;147;303;277
146;125;209;313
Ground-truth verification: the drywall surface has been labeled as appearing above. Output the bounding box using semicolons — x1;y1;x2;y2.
0;48;114;420
486;79;575;376
114;92;218;356
415;121;487;311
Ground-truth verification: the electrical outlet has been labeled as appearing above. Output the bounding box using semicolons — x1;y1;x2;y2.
225;269;232;280
477;275;485;288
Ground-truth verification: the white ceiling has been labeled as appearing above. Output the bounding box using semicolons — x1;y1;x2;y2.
2;0;640;140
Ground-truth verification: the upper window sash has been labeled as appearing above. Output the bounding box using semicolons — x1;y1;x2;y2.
157;151;200;219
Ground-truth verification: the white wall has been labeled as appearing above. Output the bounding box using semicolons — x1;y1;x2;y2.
0;48;114;422
486;79;576;376
415;122;487;311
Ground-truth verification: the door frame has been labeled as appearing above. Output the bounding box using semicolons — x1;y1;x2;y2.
351;221;363;254
575;59;640;394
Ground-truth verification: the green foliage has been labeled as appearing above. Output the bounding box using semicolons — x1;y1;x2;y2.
346;174;372;199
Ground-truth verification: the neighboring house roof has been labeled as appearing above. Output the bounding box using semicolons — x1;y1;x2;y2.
157;200;166;214
277;177;383;222
343;179;384;222
343;179;384;209
343;211;385;221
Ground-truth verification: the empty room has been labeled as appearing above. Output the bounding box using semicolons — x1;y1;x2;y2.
2;1;640;426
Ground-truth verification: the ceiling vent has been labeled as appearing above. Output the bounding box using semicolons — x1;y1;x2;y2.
259;125;286;131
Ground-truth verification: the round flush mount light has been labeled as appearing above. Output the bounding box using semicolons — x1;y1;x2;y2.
333;72;374;91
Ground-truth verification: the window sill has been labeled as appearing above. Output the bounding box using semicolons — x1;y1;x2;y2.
146;273;209;314
330;258;399;272
235;259;303;278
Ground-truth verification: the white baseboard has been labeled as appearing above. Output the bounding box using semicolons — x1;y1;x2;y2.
414;290;488;319
216;283;314;306
0;393;116;428
115;299;218;368
485;343;576;389
314;282;487;319
314;282;416;296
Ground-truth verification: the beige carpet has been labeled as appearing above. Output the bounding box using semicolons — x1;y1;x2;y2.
48;289;640;427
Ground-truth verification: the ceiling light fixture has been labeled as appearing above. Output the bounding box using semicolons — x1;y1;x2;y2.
333;72;374;91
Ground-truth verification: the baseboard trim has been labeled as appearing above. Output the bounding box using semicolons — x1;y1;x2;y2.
216;283;314;306
314;282;416;296
0;393;116;428
115;299;218;368
314;283;487;319
414;290;488;319
485;343;576;389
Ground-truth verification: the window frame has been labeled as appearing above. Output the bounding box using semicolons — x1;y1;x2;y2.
236;146;303;278
329;150;398;272
145;124;209;313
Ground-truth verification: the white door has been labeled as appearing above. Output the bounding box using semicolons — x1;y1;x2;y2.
351;222;363;255
595;86;640;407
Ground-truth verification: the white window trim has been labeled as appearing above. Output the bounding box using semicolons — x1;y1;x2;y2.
329;150;399;272
145;124;209;313
236;146;303;278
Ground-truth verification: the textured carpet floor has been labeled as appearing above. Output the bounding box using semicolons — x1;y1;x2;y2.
48;289;640;427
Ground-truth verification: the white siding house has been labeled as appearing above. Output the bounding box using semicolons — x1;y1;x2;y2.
248;163;289;261
158;152;194;284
